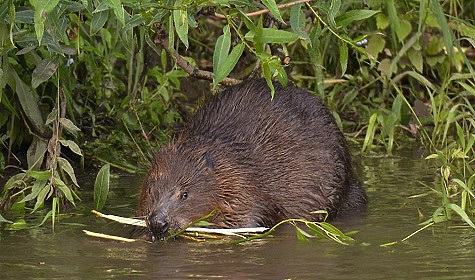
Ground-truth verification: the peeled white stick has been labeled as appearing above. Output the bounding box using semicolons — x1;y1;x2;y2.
91;210;146;227
186;227;269;235
83;230;139;242
90;210;269;237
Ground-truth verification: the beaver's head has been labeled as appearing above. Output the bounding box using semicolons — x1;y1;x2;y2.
138;144;218;241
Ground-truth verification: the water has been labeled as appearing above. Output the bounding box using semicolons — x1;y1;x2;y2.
2;150;475;279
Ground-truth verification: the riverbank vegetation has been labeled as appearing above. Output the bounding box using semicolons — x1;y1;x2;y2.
1;0;474;233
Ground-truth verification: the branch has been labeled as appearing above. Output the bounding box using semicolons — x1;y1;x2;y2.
214;0;312;19
154;28;241;86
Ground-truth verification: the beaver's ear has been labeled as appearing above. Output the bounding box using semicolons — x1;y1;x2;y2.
201;151;215;170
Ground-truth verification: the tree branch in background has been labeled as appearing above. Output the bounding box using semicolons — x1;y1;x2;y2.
154;27;241;86
213;0;312;19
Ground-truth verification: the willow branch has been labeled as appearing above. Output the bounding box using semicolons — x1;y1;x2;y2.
214;0;312;19
154;29;241;86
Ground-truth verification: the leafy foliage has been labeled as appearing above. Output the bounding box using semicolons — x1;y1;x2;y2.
94;163;110;211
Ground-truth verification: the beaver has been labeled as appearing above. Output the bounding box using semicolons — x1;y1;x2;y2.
137;79;367;241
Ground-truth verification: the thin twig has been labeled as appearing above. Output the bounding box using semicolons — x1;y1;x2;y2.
154;27;241;86
214;0;312;19
83;230;141;242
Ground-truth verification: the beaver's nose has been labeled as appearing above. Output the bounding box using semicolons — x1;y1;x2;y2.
147;212;169;241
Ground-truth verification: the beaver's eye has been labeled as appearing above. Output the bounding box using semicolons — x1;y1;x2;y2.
181;191;189;200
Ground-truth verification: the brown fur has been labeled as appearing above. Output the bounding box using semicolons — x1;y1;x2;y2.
137;80;367;240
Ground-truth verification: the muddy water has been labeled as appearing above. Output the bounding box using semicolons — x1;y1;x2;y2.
2;150;475;279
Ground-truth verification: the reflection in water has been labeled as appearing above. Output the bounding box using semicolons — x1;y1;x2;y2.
2;151;475;279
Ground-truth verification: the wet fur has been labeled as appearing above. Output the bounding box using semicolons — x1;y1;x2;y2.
137;80;367;240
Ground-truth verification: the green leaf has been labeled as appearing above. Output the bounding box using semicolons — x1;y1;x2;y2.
213;25;231;79
0;214;13;224
7;219;28;230
3;173;26;191
44;6;68;48
59;117;81;136
94;164;110;210
45;108;56;125
335;10;380;28
294;225;310;241
0;1;10;23
366;34;386;59
54;175;75;205
38;208;52;227
92;2;109;13
407;47;423;72
452;179;475;199
168;13;175;50
418;0;428;33
319;221;346;236
396;19;412;42
394;71;435;91
290;4;309;42
32;183;52;212
30;0;60;44
90;9;108;36
26;138;47;170
31;58;58;88
306;223;327;238
239;11;255;32
376;13;389;30
430;0;453;57
290;4;304;31
173;4;189;48
465;134;475;155
191;221;215;228
124;13;143;30
214;43;245;86
0;151;4;173
59;139;83;156
387;0;400;39
449;203;475;229
103;0;124;25
0;66;4;98
11;197;26;214
362;113;378;152
19;179;48;203
245;28;299;44
26;169;52;181
57;157;79;187
392;94;402;121
455;122;465;149
328;0;341;29
339;43;348;76
119;18;134;53
469;174;475;191
13;72;47;134
262;61;275;97
254;16;264;53
261;0;283;23
51;196;58;230
275;63;287;87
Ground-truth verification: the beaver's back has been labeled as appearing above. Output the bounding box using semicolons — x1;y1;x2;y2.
178;80;366;225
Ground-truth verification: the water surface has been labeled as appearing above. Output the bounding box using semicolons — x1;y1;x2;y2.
1;150;474;279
